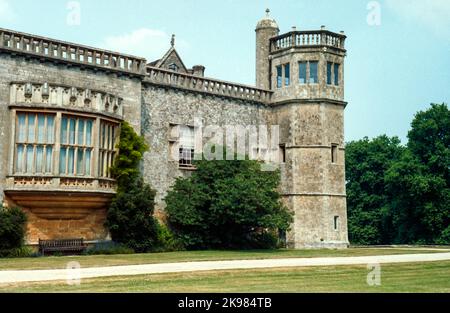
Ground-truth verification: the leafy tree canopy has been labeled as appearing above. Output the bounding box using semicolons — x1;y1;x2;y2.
345;135;404;244
165;146;293;250
0;206;27;255
109;121;149;192
346;103;449;245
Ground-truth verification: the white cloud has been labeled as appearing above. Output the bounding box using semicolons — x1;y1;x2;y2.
386;0;450;39
0;0;15;22
99;28;189;63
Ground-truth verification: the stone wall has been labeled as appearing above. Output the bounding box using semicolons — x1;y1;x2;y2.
141;84;271;214
24;208;108;244
271;100;348;248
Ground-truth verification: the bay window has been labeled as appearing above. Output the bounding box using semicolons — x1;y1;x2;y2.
13;110;119;180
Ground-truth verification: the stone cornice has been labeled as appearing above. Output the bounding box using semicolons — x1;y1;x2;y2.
270;98;348;108
282;193;347;197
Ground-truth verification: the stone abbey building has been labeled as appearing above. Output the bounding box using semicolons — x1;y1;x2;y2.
0;11;349;249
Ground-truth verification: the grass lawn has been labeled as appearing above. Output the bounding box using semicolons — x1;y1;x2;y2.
0;248;447;271
1;260;449;292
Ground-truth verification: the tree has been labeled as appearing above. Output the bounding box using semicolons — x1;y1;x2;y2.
408;103;449;181
0;206;27;256
345;135;404;244
105;177;159;252
165;147;293;250
385;103;449;244
105;122;160;252
109;121;148;192
346;103;450;245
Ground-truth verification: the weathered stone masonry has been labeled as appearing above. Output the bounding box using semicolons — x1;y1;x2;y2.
0;12;349;249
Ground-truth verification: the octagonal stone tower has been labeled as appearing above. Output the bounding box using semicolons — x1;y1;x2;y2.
256;14;349;248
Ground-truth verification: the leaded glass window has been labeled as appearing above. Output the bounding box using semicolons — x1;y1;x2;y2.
99;120;118;178
15;113;55;174
60;115;94;176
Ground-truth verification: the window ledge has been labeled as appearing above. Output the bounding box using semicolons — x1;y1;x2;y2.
179;166;197;171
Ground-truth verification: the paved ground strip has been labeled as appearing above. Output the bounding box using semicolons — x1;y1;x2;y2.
1;252;450;284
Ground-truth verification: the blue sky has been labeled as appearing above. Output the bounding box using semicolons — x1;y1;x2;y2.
1;0;449;143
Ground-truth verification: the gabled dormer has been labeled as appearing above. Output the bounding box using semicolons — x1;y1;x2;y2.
148;34;205;77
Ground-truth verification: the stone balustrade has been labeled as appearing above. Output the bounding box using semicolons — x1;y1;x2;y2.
145;67;272;104
0;28;146;76
270;30;346;52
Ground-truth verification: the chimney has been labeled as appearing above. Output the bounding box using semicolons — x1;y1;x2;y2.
192;65;205;77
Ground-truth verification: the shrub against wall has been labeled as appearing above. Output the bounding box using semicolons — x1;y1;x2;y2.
105;122;161;253
165;147;293;250
0;206;27;257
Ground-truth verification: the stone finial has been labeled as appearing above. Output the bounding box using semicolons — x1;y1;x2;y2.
321;25;326;30
266;8;270;17
292;26;297;31
171;34;175;47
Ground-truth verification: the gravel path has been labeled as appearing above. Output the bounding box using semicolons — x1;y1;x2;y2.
1;252;450;284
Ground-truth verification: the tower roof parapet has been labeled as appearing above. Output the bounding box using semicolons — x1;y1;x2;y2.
270;29;347;53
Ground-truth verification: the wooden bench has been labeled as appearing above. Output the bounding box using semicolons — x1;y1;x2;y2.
39;238;87;256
